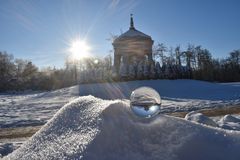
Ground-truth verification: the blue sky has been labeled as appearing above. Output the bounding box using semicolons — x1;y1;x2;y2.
0;0;240;68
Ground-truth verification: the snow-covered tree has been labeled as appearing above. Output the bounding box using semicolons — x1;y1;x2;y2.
128;63;136;79
102;67;109;81
149;62;156;79
111;66;118;79
93;68;99;81
155;62;161;78
137;61;144;79
79;70;86;83
175;46;182;66
153;43;167;66
143;60;149;78
99;68;105;81
161;64;167;78
119;61;128;79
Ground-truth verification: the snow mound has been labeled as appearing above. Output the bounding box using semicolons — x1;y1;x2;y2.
5;96;240;160
220;115;240;123
185;111;218;127
218;115;240;131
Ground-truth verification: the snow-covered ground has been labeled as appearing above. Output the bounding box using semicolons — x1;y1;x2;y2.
1;80;239;129
78;80;240;113
0;86;79;128
4;96;240;160
0;80;240;158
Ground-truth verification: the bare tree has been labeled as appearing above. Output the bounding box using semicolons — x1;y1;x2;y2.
175;45;182;66
230;49;240;64
153;43;167;66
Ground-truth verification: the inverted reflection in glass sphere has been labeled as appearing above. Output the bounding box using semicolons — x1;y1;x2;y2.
130;87;161;118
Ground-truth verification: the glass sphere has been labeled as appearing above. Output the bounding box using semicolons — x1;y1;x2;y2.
130;87;161;118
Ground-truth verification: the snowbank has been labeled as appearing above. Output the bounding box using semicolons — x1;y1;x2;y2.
5;96;240;160
184;112;240;131
185;111;218;127
220;114;240;123
218;115;240;131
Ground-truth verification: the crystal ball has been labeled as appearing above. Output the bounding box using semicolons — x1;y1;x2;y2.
130;87;161;118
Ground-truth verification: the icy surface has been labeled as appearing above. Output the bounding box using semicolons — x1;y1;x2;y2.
5;96;240;160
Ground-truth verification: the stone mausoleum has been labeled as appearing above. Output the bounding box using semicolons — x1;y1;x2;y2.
112;15;154;74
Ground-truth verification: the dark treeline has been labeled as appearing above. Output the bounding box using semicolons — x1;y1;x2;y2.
0;51;76;92
0;44;240;92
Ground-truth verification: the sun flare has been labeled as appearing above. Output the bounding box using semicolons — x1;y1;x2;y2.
69;39;91;60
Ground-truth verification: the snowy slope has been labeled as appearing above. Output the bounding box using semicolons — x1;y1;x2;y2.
0;86;79;128
5;96;240;160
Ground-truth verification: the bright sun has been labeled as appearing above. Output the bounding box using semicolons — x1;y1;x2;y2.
69;40;91;60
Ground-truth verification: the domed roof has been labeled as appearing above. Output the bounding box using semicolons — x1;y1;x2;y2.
114;15;152;43
116;29;151;39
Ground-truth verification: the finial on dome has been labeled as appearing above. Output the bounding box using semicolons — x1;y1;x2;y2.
130;14;135;30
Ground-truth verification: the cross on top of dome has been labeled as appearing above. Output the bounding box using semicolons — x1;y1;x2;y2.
130;14;135;30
